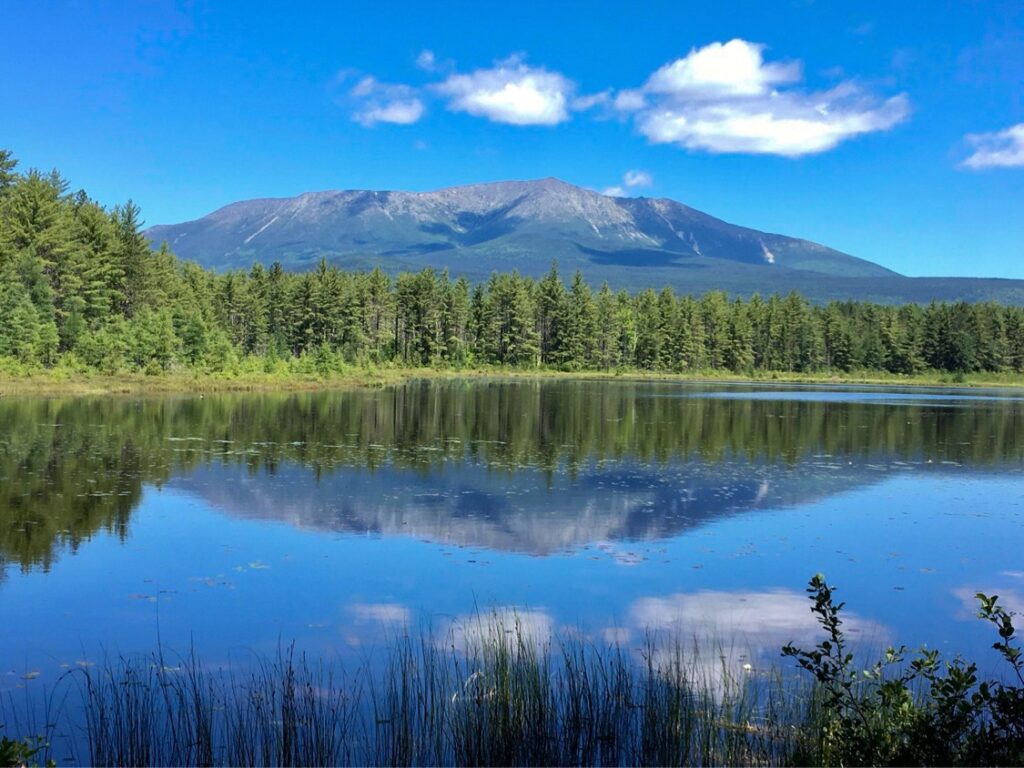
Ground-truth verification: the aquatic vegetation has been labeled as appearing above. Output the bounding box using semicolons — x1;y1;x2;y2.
2;581;1021;767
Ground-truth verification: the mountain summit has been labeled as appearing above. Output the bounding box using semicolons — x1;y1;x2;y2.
147;179;1024;304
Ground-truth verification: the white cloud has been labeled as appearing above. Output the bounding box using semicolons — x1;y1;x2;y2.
436;55;575;126
646;39;801;98
961;123;1024;169
614;89;647;112
619;39;909;157
349;75;425;127
416;49;437;72
602;185;626;197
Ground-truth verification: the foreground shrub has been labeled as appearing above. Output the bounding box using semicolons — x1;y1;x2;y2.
783;574;1024;766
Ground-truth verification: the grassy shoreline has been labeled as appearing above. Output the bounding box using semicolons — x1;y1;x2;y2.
1;365;1023;397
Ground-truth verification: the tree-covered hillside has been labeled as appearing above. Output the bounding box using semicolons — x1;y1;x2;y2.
2;150;1023;377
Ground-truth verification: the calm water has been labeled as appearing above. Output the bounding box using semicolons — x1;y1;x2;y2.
2;378;1023;688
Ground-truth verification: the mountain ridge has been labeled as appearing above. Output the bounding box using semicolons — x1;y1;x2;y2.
146;178;1024;305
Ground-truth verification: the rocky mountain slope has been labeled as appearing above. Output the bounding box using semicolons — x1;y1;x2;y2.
146;178;1024;304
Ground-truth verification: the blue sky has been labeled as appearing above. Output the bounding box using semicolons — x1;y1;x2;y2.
1;0;1022;277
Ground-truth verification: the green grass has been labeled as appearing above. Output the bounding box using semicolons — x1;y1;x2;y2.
1;359;1023;397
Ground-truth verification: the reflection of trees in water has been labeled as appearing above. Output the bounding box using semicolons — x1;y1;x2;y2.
1;380;1022;572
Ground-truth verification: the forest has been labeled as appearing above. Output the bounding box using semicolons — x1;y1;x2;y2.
2;149;1023;378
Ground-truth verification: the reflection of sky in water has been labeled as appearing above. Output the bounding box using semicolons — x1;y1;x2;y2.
2;471;1022;689
677;388;1024;405
1;382;1023;695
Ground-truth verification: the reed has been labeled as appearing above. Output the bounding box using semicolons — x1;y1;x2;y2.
4;584;1021;767
6;621;802;766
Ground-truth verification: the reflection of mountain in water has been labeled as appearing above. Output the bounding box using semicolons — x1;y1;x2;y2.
170;459;887;555
2;379;1022;571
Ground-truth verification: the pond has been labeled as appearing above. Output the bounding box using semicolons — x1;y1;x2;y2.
2;378;1023;687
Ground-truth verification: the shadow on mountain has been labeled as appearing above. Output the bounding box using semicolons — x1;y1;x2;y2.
419;199;526;247
578;245;708;268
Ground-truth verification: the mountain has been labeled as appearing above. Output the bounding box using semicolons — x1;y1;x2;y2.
146;178;1024;304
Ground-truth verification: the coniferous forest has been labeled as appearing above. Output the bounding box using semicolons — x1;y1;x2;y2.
2;149;1023;379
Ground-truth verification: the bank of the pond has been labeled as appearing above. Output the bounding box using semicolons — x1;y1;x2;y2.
2;365;1024;397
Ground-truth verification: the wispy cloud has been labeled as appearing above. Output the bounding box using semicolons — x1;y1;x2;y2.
623;169;652;188
616;39;910;157
603;169;653;197
434;55;574;126
348;75;425;127
961;123;1024;169
415;49;438;72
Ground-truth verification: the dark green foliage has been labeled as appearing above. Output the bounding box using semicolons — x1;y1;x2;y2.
783;575;1024;766
1;734;53;768
1;148;1023;378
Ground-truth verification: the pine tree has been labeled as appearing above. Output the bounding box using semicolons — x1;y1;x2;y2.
634;289;662;369
363;267;392;361
700;291;730;369
725;298;754;372
0;149;18;192
536;261;567;366
593;282;619;369
563;271;596;370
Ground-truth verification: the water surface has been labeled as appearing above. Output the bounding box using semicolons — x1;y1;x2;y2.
2;379;1022;686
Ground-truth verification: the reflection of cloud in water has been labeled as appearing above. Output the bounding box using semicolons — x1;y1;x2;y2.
953;586;1024;619
350;602;411;625
627;588;889;696
630;587;887;646
442;608;555;655
602;626;632;644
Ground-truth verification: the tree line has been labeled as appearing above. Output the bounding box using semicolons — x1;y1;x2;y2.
2;149;1023;377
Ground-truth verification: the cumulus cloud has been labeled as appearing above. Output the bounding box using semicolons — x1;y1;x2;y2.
961;123;1024;169
617;39;909;157
645;39;801;98
349;75;425;127
435;55;575;126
